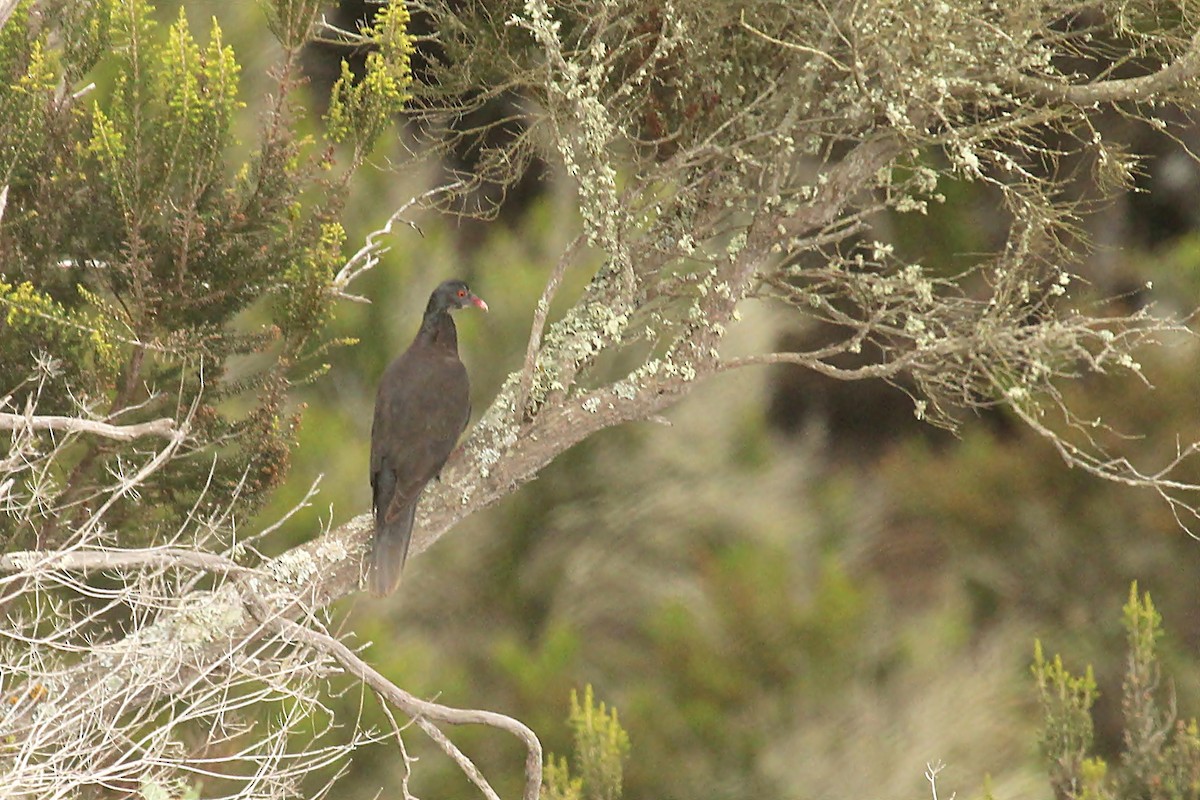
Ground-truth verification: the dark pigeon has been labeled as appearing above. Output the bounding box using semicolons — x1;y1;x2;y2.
369;279;487;596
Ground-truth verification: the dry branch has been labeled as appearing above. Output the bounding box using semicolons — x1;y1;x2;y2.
331;181;466;303
0;412;177;441
516;234;584;417
248;596;543;800
0;0;18;33
1008;30;1200;105
0;546;251;576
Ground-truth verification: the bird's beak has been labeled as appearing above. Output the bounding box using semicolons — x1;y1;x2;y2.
471;294;489;312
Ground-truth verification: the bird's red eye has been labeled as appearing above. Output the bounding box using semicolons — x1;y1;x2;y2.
457;289;466;298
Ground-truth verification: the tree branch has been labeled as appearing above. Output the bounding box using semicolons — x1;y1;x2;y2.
0;412;177;441
738;9;850;73
1007;29;1200;106
717;351;920;381
781;135;905;239
331;180;466;303
0;546;252;576
416;718;504;800
0;0;18;33
516;234;583;418
246;594;542;800
0;340;711;743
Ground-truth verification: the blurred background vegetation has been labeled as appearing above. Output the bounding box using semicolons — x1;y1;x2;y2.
109;2;1200;798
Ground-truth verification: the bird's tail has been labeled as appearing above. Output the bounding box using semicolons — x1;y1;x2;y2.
369;501;417;597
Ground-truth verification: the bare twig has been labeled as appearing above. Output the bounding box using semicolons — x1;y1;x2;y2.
0;546;252;576
716;351;921;381
375;696;421;800
0;411;177;441
738;9;850;72
925;760;955;800
247;596;543;800
0;0;19;33
234;473;325;553
1008;29;1200;105
331;181;466;303
413;718;503;800
76;425;191;538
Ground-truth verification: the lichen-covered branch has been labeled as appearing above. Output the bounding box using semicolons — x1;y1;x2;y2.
1007;30;1200;106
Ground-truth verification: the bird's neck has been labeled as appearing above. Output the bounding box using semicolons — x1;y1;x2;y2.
418;310;458;350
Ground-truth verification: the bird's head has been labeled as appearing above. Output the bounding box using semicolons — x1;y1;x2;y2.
429;279;488;314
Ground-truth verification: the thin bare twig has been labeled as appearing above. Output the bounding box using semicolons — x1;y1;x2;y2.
76;425;191;538
233;473;325;553
1007;29;1200;105
413;718;503;800
246;595;542;800
0;412;177;441
925;760;955;800
331;181;466;303
738;9;850;72
374;694;421;800
716;351;921;381
0;0;19;33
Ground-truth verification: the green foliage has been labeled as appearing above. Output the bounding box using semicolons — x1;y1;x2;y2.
494;622;582;714
0;0;412;544
1033;639;1101;798
325;1;414;156
543;686;630;800
88;4;243;220
0;279;121;407
644;547;867;726
0;1;56;184
544;758;585;800
1034;583;1200;800
277;221;346;338
47;0;113;81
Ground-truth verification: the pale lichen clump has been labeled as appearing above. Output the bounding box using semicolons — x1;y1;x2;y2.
313;535;350;564
476;445;503;477
262;527;358;592
525;294;633;410
129;584;241;646
169;585;247;647
267;547;323;586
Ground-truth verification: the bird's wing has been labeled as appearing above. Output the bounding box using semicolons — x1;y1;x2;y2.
372;351;470;516
370;352;416;521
